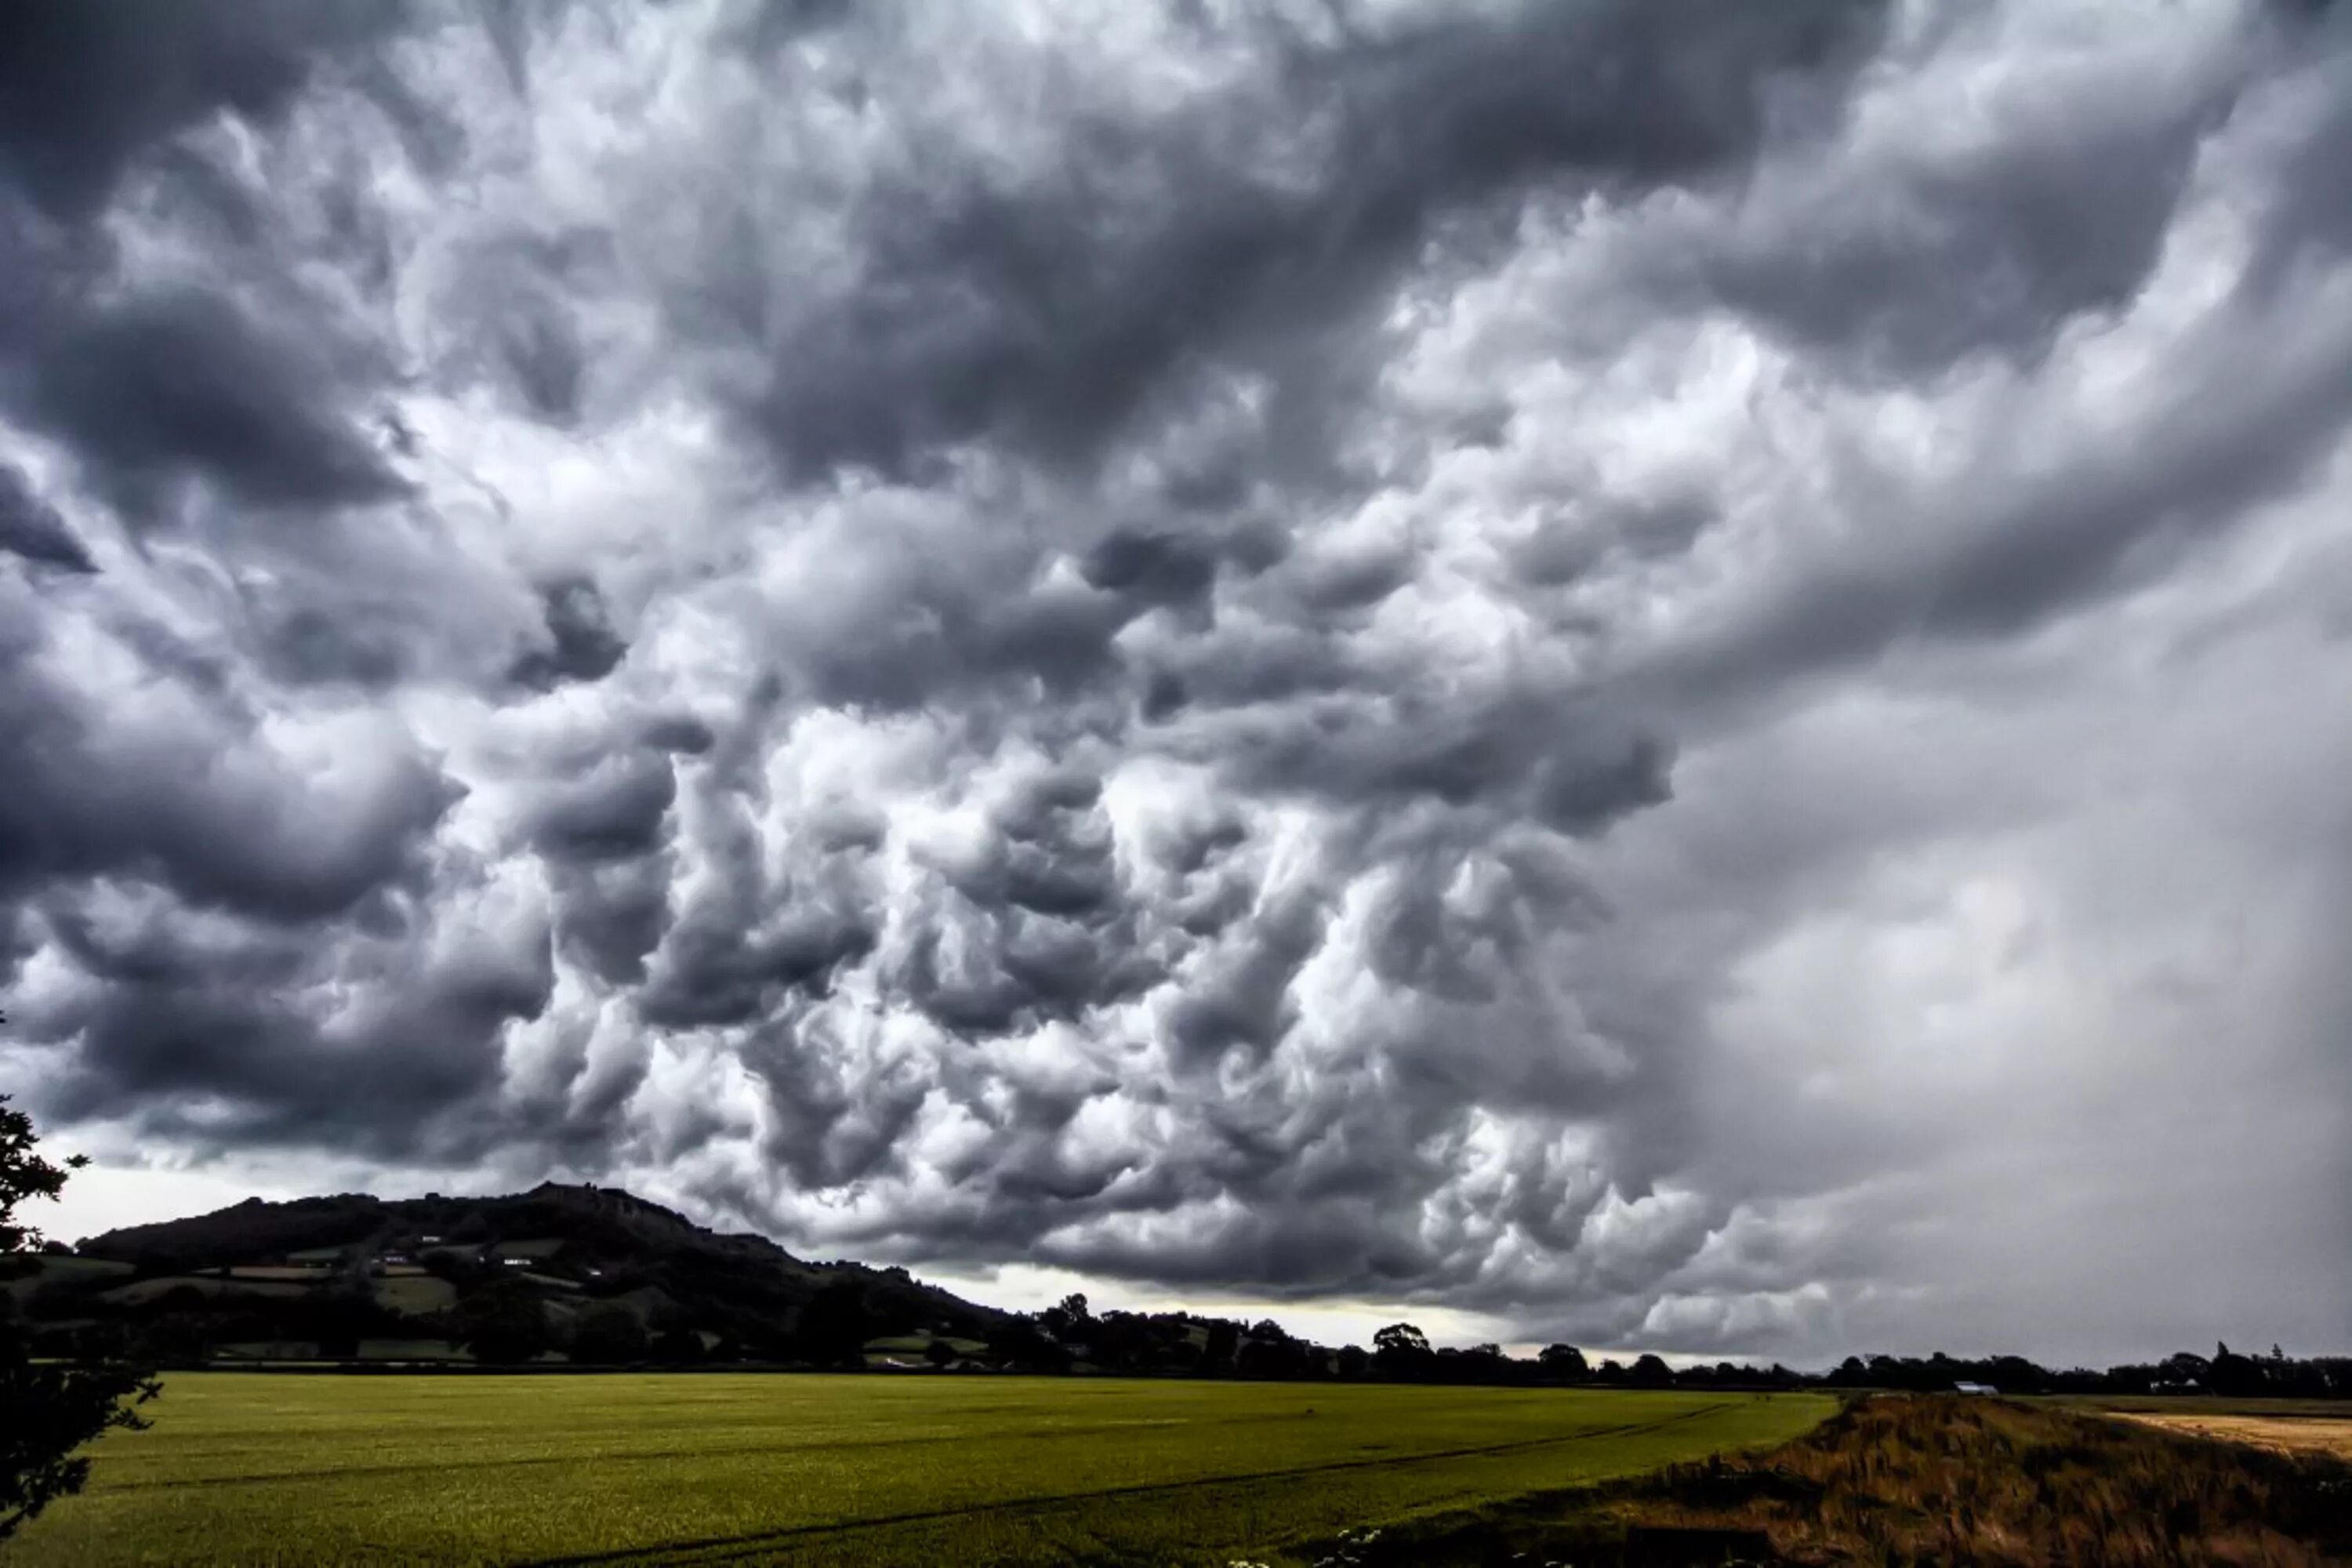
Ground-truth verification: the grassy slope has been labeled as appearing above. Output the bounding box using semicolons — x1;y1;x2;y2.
3;1374;1829;1567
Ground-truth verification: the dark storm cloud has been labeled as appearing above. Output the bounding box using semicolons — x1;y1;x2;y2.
38;897;553;1158
531;754;676;863
0;0;408;219
17;289;407;521
511;579;630;690
10;0;2352;1367
0;463;96;574
0;620;460;920
635;792;878;1030
709;0;1884;483
1663;42;2245;377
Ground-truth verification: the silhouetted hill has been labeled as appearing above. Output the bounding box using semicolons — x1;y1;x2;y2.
27;1181;1003;1366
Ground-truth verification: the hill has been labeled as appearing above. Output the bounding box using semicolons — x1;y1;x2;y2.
5;1181;1004;1367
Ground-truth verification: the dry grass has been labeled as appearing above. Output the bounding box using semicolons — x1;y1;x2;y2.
2117;1413;2352;1463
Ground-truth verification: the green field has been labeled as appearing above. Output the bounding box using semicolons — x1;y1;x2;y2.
2;1374;1831;1567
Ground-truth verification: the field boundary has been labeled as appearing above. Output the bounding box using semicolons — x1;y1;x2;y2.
513;1401;1747;1567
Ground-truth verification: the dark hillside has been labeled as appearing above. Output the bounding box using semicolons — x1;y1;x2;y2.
42;1181;1002;1365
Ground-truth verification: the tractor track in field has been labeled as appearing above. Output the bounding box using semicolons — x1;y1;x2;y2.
509;1400;1744;1567
88;1400;1424;1494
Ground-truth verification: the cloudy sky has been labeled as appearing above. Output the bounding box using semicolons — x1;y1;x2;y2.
3;0;2350;1367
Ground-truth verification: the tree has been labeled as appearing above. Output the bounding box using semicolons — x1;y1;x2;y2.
1040;1293;1094;1345
1629;1352;1674;1388
2;1089;160;1539
451;1279;552;1364
570;1303;649;1364
1540;1343;1589;1381
796;1279;872;1367
1370;1322;1433;1380
924;1338;958;1370
985;1317;1069;1373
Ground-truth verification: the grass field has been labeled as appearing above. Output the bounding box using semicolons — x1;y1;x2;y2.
0;1374;1831;1567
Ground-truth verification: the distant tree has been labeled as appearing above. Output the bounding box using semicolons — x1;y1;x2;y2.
1201;1319;1239;1375
650;1328;705;1365
571;1303;649;1364
451;1279;552;1364
925;1338;958;1370
796;1280;873;1367
1090;1312;1156;1371
1040;1293;1094;1345
985;1317;1069;1373
2209;1341;2265;1398
1249;1319;1288;1344
1629;1353;1674;1388
133;1312;212;1368
1335;1344;1369;1379
1372;1322;1432;1379
1540;1344;1589;1381
1;1088;160;1539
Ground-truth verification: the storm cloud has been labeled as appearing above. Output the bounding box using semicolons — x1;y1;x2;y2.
4;0;2350;1366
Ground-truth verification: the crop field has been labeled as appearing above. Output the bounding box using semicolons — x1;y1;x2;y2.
2;1374;1831;1567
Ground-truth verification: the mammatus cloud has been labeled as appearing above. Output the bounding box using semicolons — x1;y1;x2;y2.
3;0;2350;1364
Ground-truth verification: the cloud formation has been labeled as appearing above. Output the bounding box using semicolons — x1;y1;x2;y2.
4;0;2350;1364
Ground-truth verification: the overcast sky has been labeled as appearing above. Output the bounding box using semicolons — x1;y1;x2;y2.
3;0;2349;1367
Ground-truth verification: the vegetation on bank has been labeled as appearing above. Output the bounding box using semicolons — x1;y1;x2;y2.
1282;1394;2352;1566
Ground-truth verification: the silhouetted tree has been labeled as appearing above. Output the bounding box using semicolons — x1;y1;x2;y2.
1540;1344;1589;1381
985;1317;1069;1373
451;1279;553;1364
1630;1352;1674;1388
1336;1344;1369;1379
1201;1319;1240;1375
795;1280;873;1367
2;1087;159;1539
1040;1293;1094;1345
925;1338;958;1369
571;1303;649;1364
2209;1341;2265;1398
1373;1322;1433;1380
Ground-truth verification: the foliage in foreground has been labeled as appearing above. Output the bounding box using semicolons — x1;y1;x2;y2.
0;1091;158;1540
1295;1394;2352;1566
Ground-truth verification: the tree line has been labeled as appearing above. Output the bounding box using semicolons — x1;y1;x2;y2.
976;1293;2352;1399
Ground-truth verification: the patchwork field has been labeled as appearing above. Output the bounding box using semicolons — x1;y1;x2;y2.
2;1374;1830;1567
